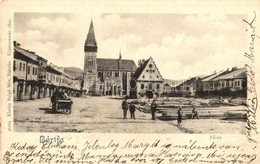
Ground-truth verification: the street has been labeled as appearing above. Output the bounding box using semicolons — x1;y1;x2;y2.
14;97;183;133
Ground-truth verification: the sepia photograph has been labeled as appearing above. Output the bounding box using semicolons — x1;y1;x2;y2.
13;13;249;133
1;1;260;163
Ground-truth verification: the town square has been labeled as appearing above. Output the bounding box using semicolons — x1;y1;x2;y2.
13;13;247;133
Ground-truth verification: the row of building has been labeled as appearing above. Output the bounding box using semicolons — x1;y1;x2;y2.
171;67;247;96
13;42;82;101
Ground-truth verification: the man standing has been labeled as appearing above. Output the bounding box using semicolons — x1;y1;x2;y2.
151;99;157;120
177;106;183;126
129;102;136;120
121;97;128;119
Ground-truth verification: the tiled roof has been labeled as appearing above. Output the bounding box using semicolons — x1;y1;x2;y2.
213;68;246;80
97;58;137;72
133;59;149;79
14;46;38;62
202;71;226;82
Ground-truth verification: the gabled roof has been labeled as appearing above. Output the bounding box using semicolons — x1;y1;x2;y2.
133;58;149;79
133;57;164;81
97;58;137;72
213;68;246;80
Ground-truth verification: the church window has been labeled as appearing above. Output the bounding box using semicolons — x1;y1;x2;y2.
88;60;94;67
115;72;119;77
149;64;153;68
98;71;102;77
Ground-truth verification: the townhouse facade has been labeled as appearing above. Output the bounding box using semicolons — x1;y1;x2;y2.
13;42;82;101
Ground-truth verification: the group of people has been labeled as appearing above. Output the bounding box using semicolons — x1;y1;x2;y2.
122;97;199;126
177;105;199;126
121;98;159;121
51;88;70;107
121;98;136;119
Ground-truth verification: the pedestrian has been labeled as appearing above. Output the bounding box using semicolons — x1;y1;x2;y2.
51;88;59;109
177;106;183;126
191;106;199;119
121;97;128;119
129;102;136;120
151;99;157;120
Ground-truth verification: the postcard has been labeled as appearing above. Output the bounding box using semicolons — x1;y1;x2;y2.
1;0;260;163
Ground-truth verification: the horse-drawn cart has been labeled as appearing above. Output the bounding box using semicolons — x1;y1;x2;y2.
52;98;73;114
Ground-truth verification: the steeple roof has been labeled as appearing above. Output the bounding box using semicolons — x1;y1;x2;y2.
84;19;97;52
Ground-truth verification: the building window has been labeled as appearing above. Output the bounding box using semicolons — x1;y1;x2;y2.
23;63;25;71
143;75;145;78
28;66;30;74
13;61;16;71
35;68;37;75
88;60;94;67
146;70;148;72
98;71;102;77
19;63;22;71
32;67;35;75
141;84;144;89
156;84;160;89
149;83;152;90
115;72;119;77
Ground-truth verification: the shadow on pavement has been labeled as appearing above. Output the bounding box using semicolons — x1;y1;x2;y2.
39;108;58;114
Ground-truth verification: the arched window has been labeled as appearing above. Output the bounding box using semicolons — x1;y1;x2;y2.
98;71;102;77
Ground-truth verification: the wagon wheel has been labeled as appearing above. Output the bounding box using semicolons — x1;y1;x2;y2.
65;104;71;114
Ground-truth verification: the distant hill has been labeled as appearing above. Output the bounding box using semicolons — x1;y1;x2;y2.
64;67;84;78
164;79;184;87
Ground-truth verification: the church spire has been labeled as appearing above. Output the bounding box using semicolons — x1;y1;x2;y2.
118;49;122;69
119;49;122;59
84;19;97;52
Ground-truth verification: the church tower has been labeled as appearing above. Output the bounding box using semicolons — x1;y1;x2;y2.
83;19;98;93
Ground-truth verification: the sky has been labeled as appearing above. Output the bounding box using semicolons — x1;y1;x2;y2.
14;13;248;80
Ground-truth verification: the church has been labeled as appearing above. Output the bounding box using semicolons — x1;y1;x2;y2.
83;20;137;97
